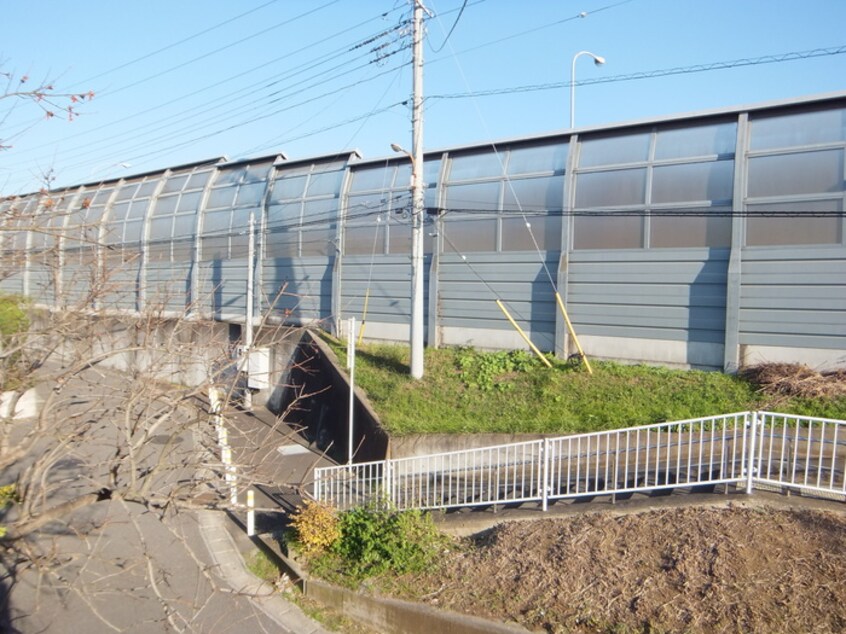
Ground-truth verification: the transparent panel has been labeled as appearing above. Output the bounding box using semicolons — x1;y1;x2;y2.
147;241;170;262
444;218;496;252
507;142;568;175
503;175;564;213
172;214;196;238
265;229;298;258
137;180;159;198
266;202;301;229
206;186;238;210
127;199;150;220
230;208;252;232
423;159;441;185
301;198;338;228
390;190;412;215
162;174;189;194
448;151;503;181
750;108;846;151
124;220;143;242
234;182;266;207
152;194;178;216
655;122;737;160
747;150;844;198
230;234;249;258
445;181;500;212
172;239;194;261
92;188;115;205
579;132;649;167
502;214;562;251
110;201;131;222
575;169;646;208
271;175;308;201
394;164;411;188
650;208;732;248
347;192;388;220
307;170;344;197
349;166;394;192
244;163;271;183
201;236;228;260
202;210;230;235
301;227;334;256
214;168;245;186
746;199;842;246
149;217;172;241
115;182;139;201
388;220;411;254
177;191;203;213
344;224;383;256
574;214;643;249
652;160;734;204
186;170;212;190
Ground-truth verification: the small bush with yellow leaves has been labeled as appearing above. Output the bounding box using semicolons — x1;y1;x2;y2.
290;499;340;556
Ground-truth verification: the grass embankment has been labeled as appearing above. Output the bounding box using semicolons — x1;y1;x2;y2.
325;339;846;435
0;294;30;391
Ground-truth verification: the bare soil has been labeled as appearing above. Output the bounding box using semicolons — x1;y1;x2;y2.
380;504;846;633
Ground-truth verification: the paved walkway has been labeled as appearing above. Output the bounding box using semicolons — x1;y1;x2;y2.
200;403;336;634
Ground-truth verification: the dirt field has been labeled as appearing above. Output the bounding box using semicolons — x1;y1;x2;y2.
379;504;846;633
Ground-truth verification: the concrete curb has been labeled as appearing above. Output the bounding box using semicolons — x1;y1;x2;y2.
197;510;331;634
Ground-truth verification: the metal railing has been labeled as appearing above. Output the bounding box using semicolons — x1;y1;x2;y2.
313;412;846;511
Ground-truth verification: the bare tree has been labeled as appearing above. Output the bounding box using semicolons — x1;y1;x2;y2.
0;241;318;631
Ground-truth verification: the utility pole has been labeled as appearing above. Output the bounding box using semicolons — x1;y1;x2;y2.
409;0;426;380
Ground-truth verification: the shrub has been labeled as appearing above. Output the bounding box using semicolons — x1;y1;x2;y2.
289;499;341;556
331;506;447;580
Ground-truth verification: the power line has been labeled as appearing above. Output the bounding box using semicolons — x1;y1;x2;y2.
430;45;846;100
71;0;284;87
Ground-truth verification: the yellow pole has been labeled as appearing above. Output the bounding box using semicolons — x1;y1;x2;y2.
495;300;553;368
357;288;371;346
554;292;593;375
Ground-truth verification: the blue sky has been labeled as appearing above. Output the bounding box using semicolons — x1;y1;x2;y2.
1;0;844;193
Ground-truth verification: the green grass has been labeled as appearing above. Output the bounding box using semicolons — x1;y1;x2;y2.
0;294;28;340
245;549;281;582
326;338;846;435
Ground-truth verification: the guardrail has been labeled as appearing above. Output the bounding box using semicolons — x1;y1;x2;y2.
313;412;846;511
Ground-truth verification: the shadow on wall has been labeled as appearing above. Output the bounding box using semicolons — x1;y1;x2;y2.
267;331;388;464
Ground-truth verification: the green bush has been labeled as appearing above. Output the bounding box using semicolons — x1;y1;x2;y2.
300;504;448;584
0;294;28;340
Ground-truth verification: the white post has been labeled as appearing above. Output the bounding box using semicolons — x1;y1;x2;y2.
243;212;256;410
542;438;550;512
348;316;356;465
409;0;426;380
247;489;255;536
746;411;759;495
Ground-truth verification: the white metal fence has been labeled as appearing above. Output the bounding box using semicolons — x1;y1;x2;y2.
313;412;846;511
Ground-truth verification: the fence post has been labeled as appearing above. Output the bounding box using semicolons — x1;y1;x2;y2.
542;438;550;512
384;460;393;508
247;489;255;536
746;411;759;495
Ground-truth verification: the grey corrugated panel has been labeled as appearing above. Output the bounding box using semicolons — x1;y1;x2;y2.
439;288;559;304
741;285;846;300
740;245;846;261
439;251;560;264
569;259;728;278
568;287;727;309
739;310;846;333
570;311;724;333
576;323;724;344
738;331;845;349
439;300;557;323
741;295;846;310
0;276;23;294
570;247;729;262
740;272;846;286
440;314;555;336
262;258;333;320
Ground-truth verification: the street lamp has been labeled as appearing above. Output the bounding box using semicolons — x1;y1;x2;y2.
391;142;425;379
570;51;606;129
